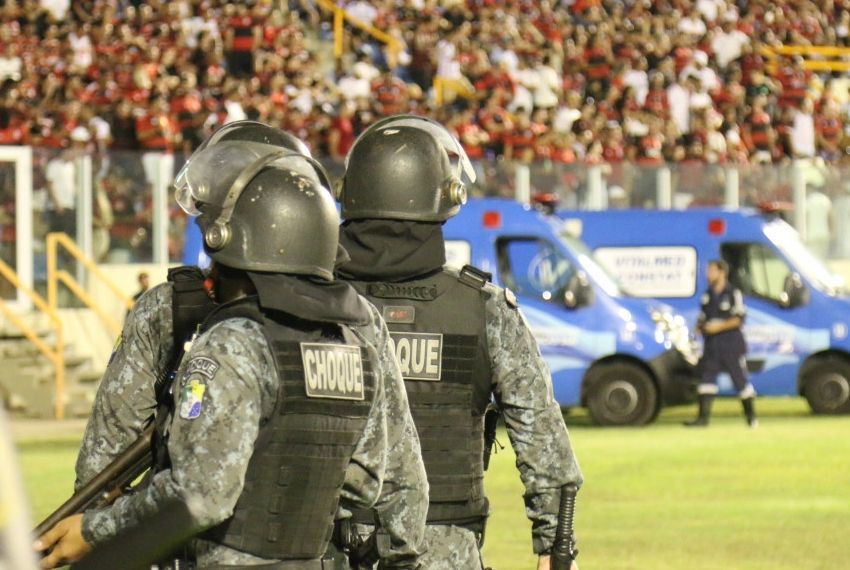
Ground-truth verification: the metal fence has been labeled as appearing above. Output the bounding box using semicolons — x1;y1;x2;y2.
2;149;849;290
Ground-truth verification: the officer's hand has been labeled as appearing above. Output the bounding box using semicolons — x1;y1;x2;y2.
33;514;92;569
702;321;722;335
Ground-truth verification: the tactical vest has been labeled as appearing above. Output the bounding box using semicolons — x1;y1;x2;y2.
153;266;216;472
348;266;493;526
161;295;378;560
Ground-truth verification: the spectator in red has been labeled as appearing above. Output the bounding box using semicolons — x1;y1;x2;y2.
452;107;490;163
644;72;670;118
816;99;844;162
638;119;665;166
583;32;614;98
743;94;776;163
136;98;178;153
327;100;357;162
371;70;408;116
504;111;540;163
223;3;259;79
777;57;810;109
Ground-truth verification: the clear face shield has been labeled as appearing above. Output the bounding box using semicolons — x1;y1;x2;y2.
173;140;332;221
346;115;477;186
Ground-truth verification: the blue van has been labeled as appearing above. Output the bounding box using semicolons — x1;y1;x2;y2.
443;198;697;425
559;207;850;415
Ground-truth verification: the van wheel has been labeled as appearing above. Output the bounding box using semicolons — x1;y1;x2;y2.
586;363;658;426
803;359;850;414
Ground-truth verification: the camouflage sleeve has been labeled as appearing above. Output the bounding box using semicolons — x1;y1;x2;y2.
342;305;427;569
74;283;174;489
81;318;275;547
485;286;583;555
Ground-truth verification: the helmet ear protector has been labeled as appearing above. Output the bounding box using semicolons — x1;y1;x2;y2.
204;151;333;250
444;175;468;207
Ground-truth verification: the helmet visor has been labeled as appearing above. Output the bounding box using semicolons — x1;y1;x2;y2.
346;115;477;184
174;141;331;217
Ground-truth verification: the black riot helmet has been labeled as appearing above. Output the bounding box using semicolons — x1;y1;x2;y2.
197;119;312;157
337;115;477;222
173;140;339;280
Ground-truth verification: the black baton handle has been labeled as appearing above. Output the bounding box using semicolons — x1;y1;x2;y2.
551;483;578;570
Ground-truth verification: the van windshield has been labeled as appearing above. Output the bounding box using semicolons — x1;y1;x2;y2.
764;220;847;296
560;232;623;298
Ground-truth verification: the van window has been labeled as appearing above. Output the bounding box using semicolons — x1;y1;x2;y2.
721;242;790;304
497;238;575;302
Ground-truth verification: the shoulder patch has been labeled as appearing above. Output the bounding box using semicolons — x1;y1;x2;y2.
179;378;206;420
504;288;519;309
185;356;219;380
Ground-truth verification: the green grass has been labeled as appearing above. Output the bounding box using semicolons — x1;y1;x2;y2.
14;398;850;569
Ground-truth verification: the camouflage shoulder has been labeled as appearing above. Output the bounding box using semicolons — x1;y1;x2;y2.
190;316;266;355
123;281;174;331
135;281;173;309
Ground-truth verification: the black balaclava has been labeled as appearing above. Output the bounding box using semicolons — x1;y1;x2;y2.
337;220;446;282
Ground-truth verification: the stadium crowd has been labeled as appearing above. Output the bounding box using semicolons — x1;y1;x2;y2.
3;0;850;261
2;0;850;164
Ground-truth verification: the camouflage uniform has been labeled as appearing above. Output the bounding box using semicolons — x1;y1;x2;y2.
358;276;583;569
75;283;173;489
480;281;583;560
77;292;427;568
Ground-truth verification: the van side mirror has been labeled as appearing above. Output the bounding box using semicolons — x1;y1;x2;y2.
562;272;594;309
780;272;809;308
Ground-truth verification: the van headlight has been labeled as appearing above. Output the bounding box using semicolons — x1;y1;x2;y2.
652;309;698;365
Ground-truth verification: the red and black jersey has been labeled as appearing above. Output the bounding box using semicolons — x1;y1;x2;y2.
456;122;486;159
777;66;809;108
584;46;611;80
505;127;537;154
171;93;203;133
747;110;772;150
474;71;514;96
638;134;664;164
372;77;408;115
602;143;625;163
228;16;255;52
644;88;669;115
136;113;176;151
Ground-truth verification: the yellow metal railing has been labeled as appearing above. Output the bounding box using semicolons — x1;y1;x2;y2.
46;232;133;338
315;0;401;60
761;44;850;73
0;259;65;419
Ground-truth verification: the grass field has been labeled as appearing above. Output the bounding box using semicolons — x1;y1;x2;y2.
14;398;850;569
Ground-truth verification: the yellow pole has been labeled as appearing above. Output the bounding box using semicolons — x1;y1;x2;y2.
334;8;343;59
47;233;57;311
55;326;64;420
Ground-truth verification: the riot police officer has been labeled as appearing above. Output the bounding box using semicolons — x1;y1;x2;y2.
686;259;758;428
74;120;312;489
36;130;428;569
335;115;583;570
